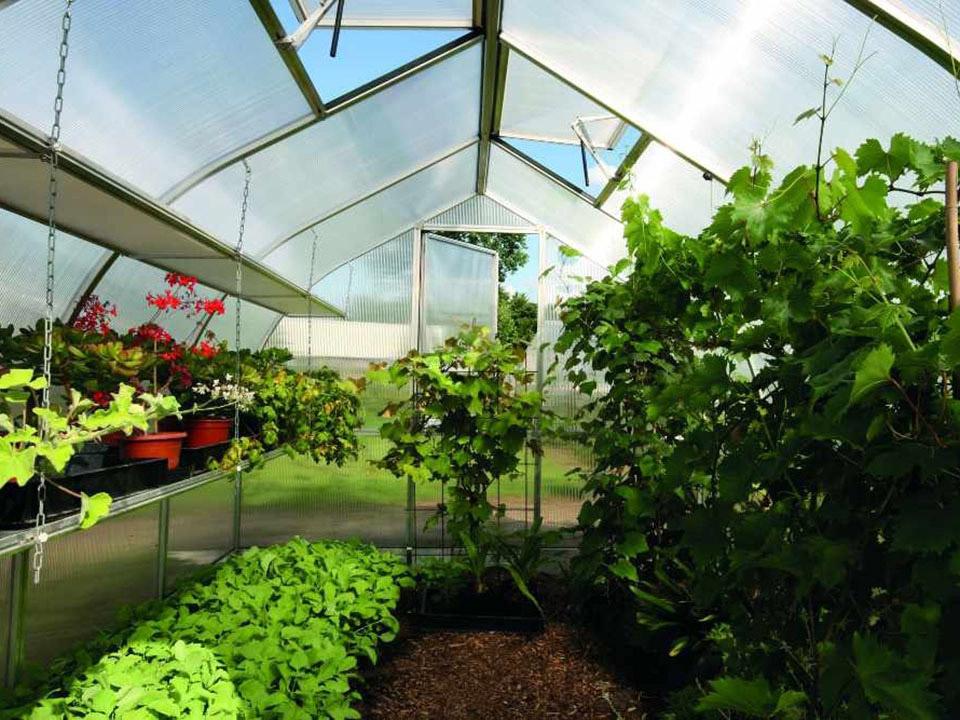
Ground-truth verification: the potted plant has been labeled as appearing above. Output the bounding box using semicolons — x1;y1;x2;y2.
113;273;225;470
0;368;180;529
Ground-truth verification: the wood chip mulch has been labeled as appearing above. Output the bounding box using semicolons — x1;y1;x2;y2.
357;622;651;719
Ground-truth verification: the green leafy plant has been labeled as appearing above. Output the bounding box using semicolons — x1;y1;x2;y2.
372;326;548;545
556;127;960;718
0;369;179;527
24;640;241;719
7;538;412;720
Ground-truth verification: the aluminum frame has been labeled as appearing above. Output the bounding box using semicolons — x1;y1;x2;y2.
476;0;506;194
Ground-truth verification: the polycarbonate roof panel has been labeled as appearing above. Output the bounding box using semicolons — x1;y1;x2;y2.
502;0;960;181
173;44;481;258
499;52;624;148
204;299;281;351
0;0;310;197
486;145;624;267
899;1;960;42
305;0;472;27
0;208;104;329
265;145;478;286
603;142;717;238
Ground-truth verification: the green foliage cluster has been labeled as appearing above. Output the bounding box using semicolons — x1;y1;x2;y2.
12;538;411;720
496;287;538;350
371;326;546;542
556;133;960;718
248;364;362;467
24;641;240;720
0;369;179;527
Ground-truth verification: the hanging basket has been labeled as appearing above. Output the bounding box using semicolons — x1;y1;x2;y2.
121;432;187;470
184;418;233;449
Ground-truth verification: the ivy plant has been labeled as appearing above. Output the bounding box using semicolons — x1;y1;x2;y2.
0;369;180;528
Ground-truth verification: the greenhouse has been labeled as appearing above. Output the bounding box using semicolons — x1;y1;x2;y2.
1;0;960;717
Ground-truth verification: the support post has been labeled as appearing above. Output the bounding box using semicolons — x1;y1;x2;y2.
532;227;547;525
232;471;243;551
946;161;959;311
156;498;170;598
406;227;425;559
4;550;29;688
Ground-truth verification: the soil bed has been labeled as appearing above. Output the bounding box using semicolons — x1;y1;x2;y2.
358;620;649;719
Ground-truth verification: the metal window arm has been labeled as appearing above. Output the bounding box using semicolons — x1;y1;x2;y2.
572;117;614;186
277;0;338;51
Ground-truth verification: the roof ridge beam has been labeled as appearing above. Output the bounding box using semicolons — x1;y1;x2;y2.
595;133;653;207
476;0;506;194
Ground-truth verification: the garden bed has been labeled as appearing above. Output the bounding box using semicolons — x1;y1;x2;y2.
357;621;649;720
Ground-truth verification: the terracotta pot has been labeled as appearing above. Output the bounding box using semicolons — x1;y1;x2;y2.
100;431;125;446
184;418;233;449
121;432;186;470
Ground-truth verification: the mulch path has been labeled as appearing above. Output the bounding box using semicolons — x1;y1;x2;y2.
357;622;650;719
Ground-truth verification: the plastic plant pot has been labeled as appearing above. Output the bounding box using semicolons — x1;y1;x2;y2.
121;431;187;470
184;418;233;449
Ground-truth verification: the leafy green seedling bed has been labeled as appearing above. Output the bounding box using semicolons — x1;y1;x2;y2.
4;538;412;720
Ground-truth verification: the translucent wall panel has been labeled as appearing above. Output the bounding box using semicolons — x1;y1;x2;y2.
166;478;234;591
603;142;718;237
502;0;960;182
241;439;408;549
23;505;158;666
0;0;309;197
426;194;535;229
486;145;625;266
305;0;472;27
421;234;498;350
314;232;413;323
174;46;481;257
539;235;608;425
500;52;624;147
0;209;104;329
203;298;281;351
262;145;477;285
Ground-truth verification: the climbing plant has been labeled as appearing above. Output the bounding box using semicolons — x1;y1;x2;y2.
557;131;960;718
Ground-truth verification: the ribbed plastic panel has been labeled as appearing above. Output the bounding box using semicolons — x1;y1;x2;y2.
315;232;414;323
165;477;234;591
425;195;535;229
0;554;10;665
240;437;408;549
540;438;590;538
0;209;105;330
23;504;158;666
421;234;498;350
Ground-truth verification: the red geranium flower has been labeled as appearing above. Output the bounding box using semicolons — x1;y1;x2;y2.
192;340;220;359
91;390;111;407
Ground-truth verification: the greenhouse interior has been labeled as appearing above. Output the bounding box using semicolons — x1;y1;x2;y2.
3;0;960;718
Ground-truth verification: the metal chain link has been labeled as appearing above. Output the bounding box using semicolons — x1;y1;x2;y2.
306;232;318;371
34;0;75;584
234;161;251;450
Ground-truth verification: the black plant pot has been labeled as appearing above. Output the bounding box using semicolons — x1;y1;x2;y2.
173;440;231;480
65;441;119;476
0;458;167;530
410;569;545;632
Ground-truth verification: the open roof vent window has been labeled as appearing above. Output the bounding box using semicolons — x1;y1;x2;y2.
270;0;472;100
503;125;641;195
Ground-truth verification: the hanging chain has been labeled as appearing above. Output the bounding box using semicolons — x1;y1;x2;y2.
306;232;318;372
34;0;75;584
234;161;251;451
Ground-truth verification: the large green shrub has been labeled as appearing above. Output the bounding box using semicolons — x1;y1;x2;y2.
9;539;411;720
557;133;960;718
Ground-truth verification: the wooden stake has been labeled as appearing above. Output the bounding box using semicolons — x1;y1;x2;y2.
946;160;960;311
